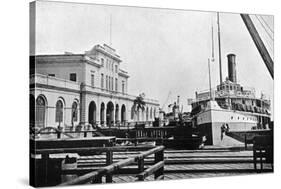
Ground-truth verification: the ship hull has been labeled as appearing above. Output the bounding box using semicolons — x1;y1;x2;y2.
195;101;270;146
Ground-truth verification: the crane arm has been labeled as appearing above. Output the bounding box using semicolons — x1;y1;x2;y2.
240;14;274;79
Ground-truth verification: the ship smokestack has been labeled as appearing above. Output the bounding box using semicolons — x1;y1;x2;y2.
227;54;237;83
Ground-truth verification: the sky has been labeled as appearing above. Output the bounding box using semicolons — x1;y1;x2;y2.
34;0;274;115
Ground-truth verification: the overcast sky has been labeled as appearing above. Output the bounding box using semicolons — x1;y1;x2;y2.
34;1;274;114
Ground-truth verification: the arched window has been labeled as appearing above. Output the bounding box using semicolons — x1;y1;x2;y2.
121;105;126;123
131;106;135;120
72;101;78;124
56;100;64;124
36;96;46;128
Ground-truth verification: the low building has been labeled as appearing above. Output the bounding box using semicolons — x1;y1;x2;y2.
30;44;159;130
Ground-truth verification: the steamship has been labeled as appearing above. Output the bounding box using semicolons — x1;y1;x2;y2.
190;54;271;145
189;13;272;146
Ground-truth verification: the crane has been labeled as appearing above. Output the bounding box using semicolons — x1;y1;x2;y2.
161;91;172;111
240;14;274;79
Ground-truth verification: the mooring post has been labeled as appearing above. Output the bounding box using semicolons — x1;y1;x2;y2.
138;157;144;173
61;155;78;183
57;131;61;139
105;151;113;183
42;153;49;186
154;149;164;179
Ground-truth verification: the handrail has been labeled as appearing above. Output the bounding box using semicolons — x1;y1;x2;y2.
33;146;158;154
59;145;164;185
136;161;164;181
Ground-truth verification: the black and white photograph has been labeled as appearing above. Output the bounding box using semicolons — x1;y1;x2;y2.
29;0;274;187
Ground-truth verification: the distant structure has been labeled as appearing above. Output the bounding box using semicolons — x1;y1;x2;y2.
30;44;159;130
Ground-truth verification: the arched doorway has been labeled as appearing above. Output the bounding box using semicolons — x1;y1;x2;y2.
106;101;114;127
100;102;105;125
88;101;96;126
121;104;126;124
115;104;119;124
36;95;46;128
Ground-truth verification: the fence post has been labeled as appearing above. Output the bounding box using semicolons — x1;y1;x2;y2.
57;132;61;139
138;157;144;173
42;153;49;186
154;148;164;179
106;151;113;183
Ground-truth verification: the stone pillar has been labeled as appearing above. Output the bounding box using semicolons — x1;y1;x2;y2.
103;108;106;127
79;83;86;126
96;103;100;126
112;107;115;127
119;108;122;126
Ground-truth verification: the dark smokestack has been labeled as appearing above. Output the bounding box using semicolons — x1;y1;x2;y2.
227;54;237;83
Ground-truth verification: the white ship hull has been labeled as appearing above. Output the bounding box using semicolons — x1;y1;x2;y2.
195;100;270;145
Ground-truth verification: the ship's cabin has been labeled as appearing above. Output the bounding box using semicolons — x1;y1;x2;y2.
191;79;271;116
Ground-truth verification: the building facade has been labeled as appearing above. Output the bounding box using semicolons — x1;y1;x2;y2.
30;44;159;130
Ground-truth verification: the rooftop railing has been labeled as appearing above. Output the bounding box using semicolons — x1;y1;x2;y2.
30;73;80;91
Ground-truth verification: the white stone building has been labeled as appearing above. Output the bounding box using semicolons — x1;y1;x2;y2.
30;44;159;130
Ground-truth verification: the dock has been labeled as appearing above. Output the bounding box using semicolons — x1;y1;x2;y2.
30;127;273;187
71;147;272;183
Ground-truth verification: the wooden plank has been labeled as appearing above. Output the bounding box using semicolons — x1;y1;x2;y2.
60;146;164;185
33;145;155;155
60;157;136;186
106;151;113;183
155;175;164;180
31;137;116;150
136;161;164;181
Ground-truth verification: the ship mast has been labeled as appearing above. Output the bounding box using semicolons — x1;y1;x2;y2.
208;58;213;100
211;24;215;62
217;12;223;84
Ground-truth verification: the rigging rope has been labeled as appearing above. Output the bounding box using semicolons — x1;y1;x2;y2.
254;15;274;55
259;15;274;34
255;15;274;41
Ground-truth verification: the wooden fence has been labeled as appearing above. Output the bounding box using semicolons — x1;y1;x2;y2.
59;145;165;185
